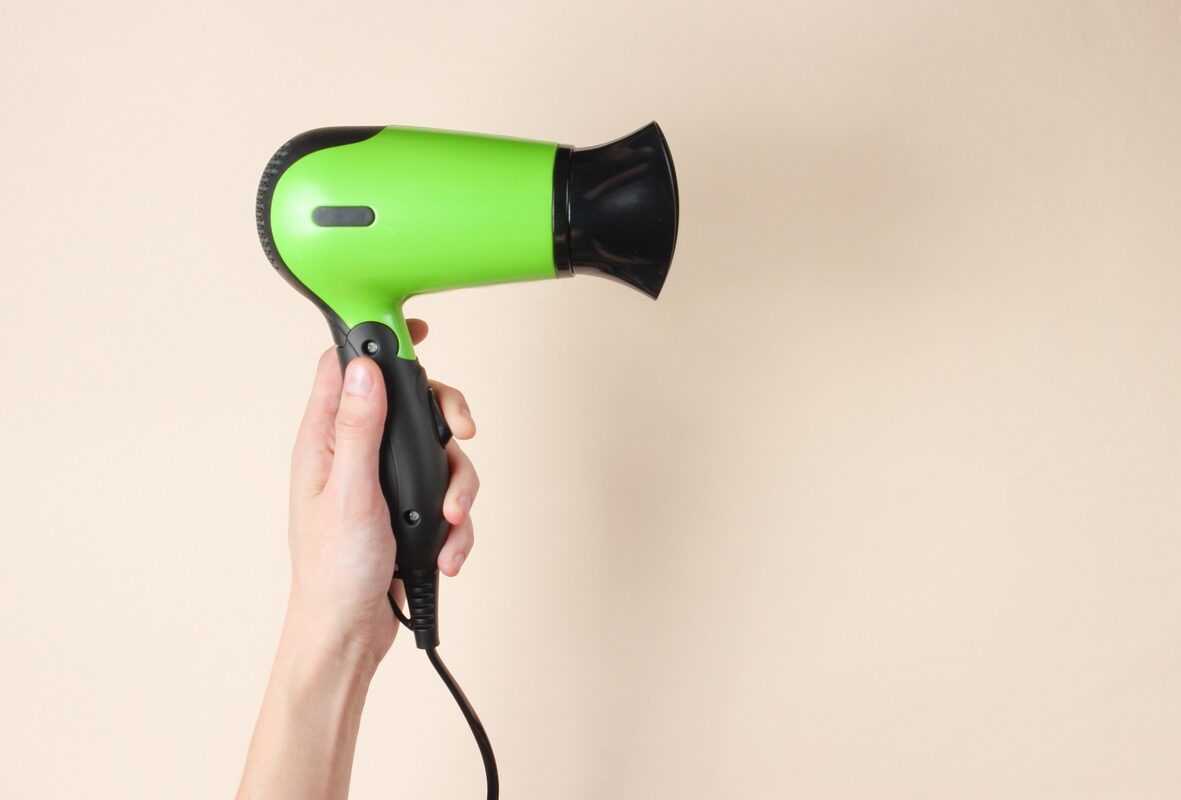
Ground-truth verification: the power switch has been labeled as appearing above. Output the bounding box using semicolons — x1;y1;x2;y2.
428;388;452;447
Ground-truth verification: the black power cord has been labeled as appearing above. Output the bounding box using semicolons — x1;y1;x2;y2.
388;591;499;800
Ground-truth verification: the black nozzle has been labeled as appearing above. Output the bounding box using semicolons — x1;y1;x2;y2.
553;122;679;299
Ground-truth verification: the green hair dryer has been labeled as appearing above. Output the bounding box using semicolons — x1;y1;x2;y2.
256;123;678;796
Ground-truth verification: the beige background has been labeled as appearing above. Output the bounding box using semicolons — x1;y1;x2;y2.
2;1;1180;798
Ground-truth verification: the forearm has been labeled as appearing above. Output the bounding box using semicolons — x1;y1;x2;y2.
237;604;378;800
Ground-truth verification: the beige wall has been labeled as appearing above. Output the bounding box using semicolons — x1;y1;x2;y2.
2;2;1180;797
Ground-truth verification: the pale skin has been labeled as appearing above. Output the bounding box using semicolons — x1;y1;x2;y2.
237;319;479;800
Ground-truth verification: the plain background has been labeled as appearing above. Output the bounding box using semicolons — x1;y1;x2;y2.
2;1;1179;798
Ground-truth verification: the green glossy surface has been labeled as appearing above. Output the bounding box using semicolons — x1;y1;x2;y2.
270;126;559;357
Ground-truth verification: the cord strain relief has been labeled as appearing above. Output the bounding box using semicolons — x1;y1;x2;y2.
402;568;440;649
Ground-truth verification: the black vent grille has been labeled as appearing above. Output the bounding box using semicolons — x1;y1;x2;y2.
255;138;295;271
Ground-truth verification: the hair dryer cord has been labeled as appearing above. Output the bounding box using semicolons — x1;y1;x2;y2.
388;592;499;800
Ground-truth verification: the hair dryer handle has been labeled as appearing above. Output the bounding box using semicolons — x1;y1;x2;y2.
333;320;452;648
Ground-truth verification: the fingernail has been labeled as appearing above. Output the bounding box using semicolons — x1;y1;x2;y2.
454;552;465;571
345;361;374;396
457;494;472;513
460;404;473;420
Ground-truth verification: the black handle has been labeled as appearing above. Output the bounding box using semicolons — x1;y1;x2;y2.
333;320;452;648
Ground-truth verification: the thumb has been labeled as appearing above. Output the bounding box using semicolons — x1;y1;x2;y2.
329;357;388;491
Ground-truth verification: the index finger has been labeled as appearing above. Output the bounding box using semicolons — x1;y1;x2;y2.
408;318;429;345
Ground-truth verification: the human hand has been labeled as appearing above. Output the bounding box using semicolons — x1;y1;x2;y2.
283;318;479;670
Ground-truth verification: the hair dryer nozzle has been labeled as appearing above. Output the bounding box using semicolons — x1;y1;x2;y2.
555;122;679;299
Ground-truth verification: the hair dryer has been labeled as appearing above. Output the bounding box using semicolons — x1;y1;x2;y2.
256;122;678;798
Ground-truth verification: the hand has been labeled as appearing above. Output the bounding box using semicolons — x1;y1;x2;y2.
238;319;478;800
284;318;479;669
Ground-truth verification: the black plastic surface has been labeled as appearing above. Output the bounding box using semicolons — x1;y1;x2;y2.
554;121;679;299
552;146;574;278
429;389;453;446
334;321;451;649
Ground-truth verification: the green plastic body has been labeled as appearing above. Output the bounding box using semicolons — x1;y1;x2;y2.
268;127;559;357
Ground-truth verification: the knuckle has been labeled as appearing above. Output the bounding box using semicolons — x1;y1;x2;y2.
436;382;463;407
334;406;372;436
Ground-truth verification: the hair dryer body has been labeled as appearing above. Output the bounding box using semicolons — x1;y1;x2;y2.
257;123;677;648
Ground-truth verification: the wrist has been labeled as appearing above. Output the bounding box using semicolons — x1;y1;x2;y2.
278;597;382;685
238;603;376;800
